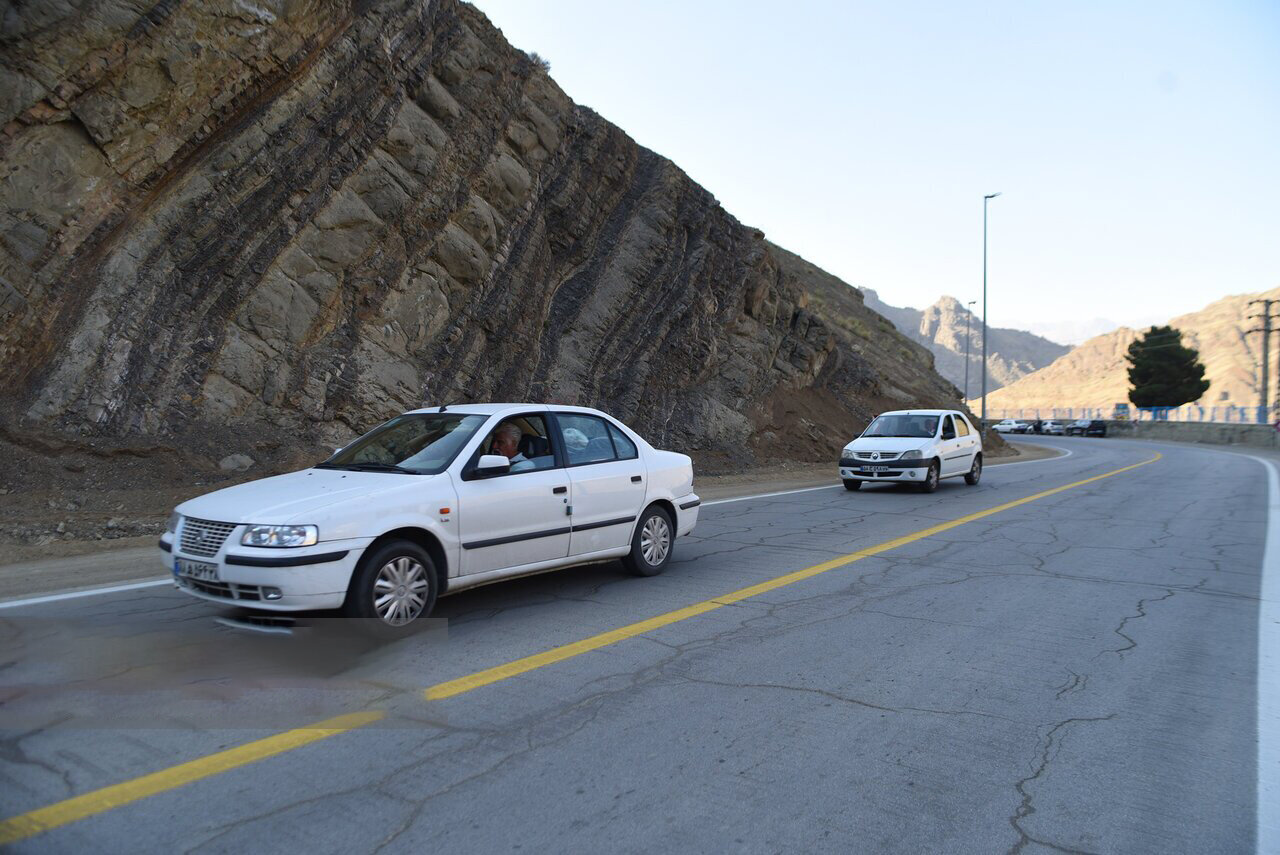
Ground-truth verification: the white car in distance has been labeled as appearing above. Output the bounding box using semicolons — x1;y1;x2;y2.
1040;420;1065;436
992;419;1029;434
160;404;699;635
838;409;982;493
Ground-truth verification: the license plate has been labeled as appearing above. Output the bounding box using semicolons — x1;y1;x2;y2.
175;558;220;582
863;465;890;472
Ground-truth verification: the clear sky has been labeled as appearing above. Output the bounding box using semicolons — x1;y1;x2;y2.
474;0;1279;343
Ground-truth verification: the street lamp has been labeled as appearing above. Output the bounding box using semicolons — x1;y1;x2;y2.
963;299;976;400
981;192;1001;426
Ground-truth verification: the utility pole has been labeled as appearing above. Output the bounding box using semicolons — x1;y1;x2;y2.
963;299;976;400
1247;299;1278;424
981;192;1001;426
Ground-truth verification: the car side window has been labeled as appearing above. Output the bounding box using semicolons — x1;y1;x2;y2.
608;423;638;460
557;414;619;466
954;416;970;437
941;416;956;440
473;415;557;476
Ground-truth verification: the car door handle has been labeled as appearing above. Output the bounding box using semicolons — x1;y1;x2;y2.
553;486;567;494
631;476;642;483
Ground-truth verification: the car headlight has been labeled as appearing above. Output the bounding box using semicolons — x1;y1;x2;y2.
241;524;318;548
898;450;922;461
167;512;181;533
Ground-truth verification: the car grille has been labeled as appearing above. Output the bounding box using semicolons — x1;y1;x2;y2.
179;577;264;602
854;451;900;460
178;517;237;558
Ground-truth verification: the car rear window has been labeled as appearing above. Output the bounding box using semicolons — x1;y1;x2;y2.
557;414;619;465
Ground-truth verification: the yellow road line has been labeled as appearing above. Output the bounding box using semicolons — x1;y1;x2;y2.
0;711;383;846
0;452;1160;844
425;452;1161;699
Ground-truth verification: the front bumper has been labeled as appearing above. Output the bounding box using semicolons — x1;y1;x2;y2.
838;460;928;482
160;530;372;611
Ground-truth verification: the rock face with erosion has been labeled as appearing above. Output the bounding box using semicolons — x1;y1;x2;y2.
0;0;961;470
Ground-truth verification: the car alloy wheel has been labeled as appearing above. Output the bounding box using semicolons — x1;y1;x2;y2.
624;506;674;577
640;515;671;566
373;556;431;626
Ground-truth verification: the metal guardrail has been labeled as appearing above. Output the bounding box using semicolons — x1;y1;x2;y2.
986;405;1275;425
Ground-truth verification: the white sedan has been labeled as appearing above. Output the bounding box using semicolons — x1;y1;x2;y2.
838;409;983;493
992;419;1029;434
160;404;699;635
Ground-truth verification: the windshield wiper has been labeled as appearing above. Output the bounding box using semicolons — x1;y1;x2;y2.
316;462;418;474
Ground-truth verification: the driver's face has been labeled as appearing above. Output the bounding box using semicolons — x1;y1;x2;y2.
492;433;518;459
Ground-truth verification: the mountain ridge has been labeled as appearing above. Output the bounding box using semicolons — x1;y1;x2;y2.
977;287;1280;415
858;288;1069;395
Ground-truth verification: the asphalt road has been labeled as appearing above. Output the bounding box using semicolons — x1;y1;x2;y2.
0;437;1272;853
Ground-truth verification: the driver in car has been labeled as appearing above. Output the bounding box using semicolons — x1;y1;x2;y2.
489;423;535;472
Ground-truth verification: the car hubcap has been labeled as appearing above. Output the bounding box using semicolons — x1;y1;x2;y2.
973;460;981;479
373;556;429;626
640;516;670;566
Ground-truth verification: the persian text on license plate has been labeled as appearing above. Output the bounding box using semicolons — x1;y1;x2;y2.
176;558;219;582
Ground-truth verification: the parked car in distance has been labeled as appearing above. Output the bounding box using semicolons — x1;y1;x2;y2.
839;409;983;493
160;404;699;635
1041;420;1065;435
1065;419;1107;437
992;419;1030;434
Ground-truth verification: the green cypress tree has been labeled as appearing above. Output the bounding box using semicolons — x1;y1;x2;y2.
1125;325;1210;408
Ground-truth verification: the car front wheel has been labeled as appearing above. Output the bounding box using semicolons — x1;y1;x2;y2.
919;461;940;493
843;478;861;491
623;505;673;577
344;539;438;637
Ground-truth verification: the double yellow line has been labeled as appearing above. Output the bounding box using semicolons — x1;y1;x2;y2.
0;452;1160;845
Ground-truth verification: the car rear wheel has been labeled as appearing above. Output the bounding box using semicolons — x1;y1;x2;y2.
843;478;861;491
965;454;982;485
623;505;673;577
344;539;438;637
919;461;940;493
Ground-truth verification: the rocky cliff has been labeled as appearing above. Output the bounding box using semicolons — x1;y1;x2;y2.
860;289;1068;395
979;287;1280;414
0;0;961;474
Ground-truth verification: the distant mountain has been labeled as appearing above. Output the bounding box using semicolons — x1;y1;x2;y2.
859;289;1069;396
978;287;1280;414
1010;317;1122;347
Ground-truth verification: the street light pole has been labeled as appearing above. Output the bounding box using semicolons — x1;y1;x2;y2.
963;299;976;401
981;192;1001;425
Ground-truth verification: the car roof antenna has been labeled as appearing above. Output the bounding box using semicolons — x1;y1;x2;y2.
438;403;449;412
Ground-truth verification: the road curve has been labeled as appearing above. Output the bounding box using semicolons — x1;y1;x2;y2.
0;437;1269;853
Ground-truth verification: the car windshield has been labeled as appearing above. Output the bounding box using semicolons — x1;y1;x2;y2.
318;413;487;474
862;414;939;438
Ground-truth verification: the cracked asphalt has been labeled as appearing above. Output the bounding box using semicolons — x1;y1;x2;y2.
0;437;1266;853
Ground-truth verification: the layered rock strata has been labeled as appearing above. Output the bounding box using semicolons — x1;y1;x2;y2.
0;0;960;465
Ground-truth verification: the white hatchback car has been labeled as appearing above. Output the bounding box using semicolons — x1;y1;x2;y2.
838;409;983;493
160;404;699;634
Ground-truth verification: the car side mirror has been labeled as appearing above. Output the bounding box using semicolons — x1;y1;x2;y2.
475;454;511;476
